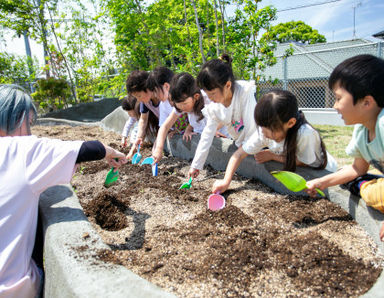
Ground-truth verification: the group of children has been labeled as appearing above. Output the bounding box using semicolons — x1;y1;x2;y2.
1;53;384;298
122;53;384;243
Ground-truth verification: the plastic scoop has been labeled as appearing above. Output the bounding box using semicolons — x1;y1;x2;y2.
132;144;142;164
152;163;158;176
179;177;193;189
104;159;119;187
141;156;154;166
270;171;325;197
208;192;226;211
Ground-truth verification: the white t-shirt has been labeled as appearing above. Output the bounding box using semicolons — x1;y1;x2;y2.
0;136;83;298
159;99;174;127
172;91;210;134
191;80;257;170
243;124;338;172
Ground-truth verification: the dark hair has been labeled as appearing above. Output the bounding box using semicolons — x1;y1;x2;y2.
126;70;149;93
329;54;384;107
146;67;174;92
196;54;235;92
170;73;204;122
121;95;140;119
255;89;327;171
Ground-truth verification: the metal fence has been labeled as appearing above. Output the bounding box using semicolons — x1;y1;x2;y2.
258;40;384;108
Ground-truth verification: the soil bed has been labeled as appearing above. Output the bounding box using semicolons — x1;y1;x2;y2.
33;125;383;297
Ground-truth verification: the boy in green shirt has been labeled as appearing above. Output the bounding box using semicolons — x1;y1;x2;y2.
305;54;384;242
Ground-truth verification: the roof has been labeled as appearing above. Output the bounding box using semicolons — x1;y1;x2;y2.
261;38;383;81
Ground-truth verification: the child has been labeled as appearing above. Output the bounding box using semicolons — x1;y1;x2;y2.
126;70;160;148
188;54;257;179
146;66;189;134
305;54;384;242
212;89;337;193
152;73;227;163
0;84;127;298
121;95;140;159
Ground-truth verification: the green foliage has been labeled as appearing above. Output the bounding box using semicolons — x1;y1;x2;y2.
31;78;72;112
262;21;326;44
0;52;38;84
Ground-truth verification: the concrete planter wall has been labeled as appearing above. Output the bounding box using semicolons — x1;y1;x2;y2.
38;108;384;297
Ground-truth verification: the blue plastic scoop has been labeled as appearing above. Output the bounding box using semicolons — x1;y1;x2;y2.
141;156;154;166
132;144;142;164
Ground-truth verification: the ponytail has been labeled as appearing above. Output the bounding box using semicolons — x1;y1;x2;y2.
197;54;235;93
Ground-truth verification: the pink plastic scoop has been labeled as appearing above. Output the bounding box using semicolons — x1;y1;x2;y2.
207;192;226;211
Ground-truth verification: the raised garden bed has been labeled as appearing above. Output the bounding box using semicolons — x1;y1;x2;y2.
33;125;384;297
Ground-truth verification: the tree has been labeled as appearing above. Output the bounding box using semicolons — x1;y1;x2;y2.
261;20;326;44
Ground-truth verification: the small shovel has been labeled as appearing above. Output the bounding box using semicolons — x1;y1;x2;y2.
141;156;154;166
132;144;142;165
208;192;226;211
104;159;119;188
179;177;193;189
270;171;325;197
152;163;158;176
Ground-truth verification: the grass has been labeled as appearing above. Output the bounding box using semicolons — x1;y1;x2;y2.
314;124;354;167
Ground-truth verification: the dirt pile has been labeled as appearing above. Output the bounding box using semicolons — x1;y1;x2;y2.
33;125;383;297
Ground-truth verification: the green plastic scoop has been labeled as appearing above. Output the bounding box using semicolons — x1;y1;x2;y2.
270;171;325;197
104;159;119;188
179;177;193;189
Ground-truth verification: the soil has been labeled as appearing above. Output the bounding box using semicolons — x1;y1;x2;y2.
33;125;384;297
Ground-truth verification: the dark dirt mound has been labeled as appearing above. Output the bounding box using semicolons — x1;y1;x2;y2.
33;125;383;297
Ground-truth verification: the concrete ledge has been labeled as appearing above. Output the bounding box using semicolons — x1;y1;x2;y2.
39;113;384;296
39;185;175;298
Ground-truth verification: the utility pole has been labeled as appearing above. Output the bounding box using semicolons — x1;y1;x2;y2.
352;1;361;39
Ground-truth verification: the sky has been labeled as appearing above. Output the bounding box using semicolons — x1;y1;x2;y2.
1;0;383;65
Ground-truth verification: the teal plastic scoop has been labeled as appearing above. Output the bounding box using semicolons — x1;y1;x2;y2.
141;156;154;166
270;171;325;197
132;144;142;165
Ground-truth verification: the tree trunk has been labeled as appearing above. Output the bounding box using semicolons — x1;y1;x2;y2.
213;0;220;57
191;0;205;64
218;0;226;51
48;9;77;104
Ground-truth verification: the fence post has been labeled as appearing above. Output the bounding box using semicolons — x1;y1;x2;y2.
377;42;382;58
282;57;288;90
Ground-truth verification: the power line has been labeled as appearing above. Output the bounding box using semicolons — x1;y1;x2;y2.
277;0;342;12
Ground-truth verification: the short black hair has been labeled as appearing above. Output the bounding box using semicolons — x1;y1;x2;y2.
329;54;384;107
126;70;149;93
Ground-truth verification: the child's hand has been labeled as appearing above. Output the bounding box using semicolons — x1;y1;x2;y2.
254;149;274;163
183;130;196;142
168;130;177;139
121;137;127;147
126;152;133;160
188;168;200;179
305;178;323;197
135;138;142;147
215;131;227;138
380;222;384;242
212;179;230;194
105;146;127;168
152;147;163;164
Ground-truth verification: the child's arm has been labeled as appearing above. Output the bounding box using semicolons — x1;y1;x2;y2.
188;118;219;179
305;157;369;196
126;144;136;160
135;113;148;147
183;124;196;141
380;222;384;242
152;111;179;163
212;146;248;193
255;149;306;166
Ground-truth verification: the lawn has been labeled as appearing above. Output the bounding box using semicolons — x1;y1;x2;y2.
314;124;354;168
